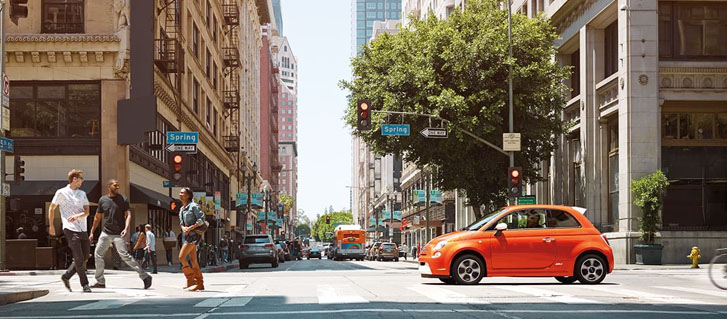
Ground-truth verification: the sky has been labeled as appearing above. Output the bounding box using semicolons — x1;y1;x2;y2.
281;0;353;221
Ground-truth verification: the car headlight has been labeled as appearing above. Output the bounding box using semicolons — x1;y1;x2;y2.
434;240;447;251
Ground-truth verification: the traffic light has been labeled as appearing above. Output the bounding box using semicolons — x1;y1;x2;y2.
507;167;522;198
356;100;372;131
9;0;29;26
13;155;25;185
171;153;185;183
170;198;182;214
325;216;331;224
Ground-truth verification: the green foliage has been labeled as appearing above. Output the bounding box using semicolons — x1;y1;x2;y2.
295;224;311;237
311;211;354;241
279;194;295;214
632;170;670;244
340;0;570;218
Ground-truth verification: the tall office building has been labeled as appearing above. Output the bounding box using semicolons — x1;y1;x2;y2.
351;0;402;55
272;0;284;35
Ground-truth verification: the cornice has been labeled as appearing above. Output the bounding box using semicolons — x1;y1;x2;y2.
6;34;119;43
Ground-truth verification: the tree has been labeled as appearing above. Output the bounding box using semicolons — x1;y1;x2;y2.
632;171;669;244
295;224;311;237
311;211;354;242
341;0;569;219
279;194;295;215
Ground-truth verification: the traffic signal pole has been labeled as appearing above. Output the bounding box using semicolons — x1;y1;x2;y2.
0;2;6;271
507;0;515;168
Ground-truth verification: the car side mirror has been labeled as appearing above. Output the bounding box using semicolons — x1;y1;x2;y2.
494;223;508;236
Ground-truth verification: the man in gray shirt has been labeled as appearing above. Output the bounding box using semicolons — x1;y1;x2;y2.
89;179;152;289
144;224;158;274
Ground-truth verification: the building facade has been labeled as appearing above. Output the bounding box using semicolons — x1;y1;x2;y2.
351;0;403;54
4;0;271;266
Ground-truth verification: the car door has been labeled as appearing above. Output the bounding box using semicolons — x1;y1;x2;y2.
489;209;556;270
547;208;585;265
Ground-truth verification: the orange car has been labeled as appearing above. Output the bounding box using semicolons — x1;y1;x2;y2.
419;205;614;285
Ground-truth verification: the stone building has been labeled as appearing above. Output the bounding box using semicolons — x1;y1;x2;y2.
4;0;272;265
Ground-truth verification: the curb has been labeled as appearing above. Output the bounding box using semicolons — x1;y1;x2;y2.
0;290;49;306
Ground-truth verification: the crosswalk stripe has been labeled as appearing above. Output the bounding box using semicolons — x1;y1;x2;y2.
408;285;489;304
497;286;603;304
317;284;368;304
584;285;709;304
194;298;229;308
70;299;138;310
654;286;727;298
220;297;254;307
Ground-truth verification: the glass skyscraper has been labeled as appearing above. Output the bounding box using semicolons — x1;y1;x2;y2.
351;0;402;55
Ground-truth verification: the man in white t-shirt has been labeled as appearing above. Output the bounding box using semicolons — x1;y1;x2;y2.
48;169;92;293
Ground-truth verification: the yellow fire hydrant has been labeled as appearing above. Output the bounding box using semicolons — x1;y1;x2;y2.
687;246;701;268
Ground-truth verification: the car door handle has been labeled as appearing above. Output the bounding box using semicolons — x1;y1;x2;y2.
542;237;555;243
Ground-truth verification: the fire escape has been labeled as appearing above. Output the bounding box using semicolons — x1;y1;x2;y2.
154;1;182;75
222;1;241;154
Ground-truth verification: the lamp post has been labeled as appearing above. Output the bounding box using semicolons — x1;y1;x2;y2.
241;162;257;235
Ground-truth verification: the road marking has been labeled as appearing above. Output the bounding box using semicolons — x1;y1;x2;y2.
69;299;139;310
654;286;727;298
194;298;229;308
408;285;489;304
219;296;254;307
584;285;709;304
317;284;368;304
497;286;603;304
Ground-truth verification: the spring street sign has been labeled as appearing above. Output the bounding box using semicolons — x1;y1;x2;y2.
381;124;410;136
166;131;199;144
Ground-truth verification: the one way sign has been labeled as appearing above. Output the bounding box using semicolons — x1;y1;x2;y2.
420;127;448;138
166;144;197;153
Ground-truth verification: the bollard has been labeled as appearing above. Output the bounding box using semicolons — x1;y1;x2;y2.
687;246;701;268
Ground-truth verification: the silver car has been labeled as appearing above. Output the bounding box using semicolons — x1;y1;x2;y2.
239;234;278;269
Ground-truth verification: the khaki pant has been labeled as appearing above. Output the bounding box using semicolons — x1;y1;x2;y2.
94;232;149;285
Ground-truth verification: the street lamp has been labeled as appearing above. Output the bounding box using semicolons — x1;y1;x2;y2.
241;162;257;235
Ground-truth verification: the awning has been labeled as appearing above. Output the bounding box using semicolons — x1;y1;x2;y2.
366;226;388;232
10;180;101;200
130;183;172;211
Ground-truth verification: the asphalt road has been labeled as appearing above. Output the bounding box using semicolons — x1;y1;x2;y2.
1;258;726;319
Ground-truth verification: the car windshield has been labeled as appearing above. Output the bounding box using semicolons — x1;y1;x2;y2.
465;208;508;231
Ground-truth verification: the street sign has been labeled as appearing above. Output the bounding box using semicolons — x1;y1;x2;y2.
517;196;536;205
166;131;199;144
503;133;521;151
166;144;197;153
3;73;9;96
2;183;9;196
0;137;13;153
332;222;341;226
162;181;178;188
420;127;448;138
2;107;9;131
381;124;410;136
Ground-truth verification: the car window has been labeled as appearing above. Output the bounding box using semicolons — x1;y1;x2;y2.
547;209;581;228
244;236;270;244
493;209;547;230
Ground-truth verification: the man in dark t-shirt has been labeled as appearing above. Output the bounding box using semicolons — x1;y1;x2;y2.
89;179;152;289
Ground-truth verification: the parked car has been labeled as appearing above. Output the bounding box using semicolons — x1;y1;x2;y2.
308;248;322;259
376;243;399;261
418;205;614;285
239;234;278;269
366;242;382;261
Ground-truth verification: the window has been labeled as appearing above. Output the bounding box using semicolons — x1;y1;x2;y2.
205;0;210;24
10;82;100;138
570;50;580;98
494;209;547;230
206;49;211;78
608;118;619;230
193;80;199;114
547;210;581;228
206;98;211;126
213;63;218;89
42;0;84;34
659;2;727;59
213;109;218;136
604;21;618;78
193;24;199;58
663;112;727;140
212;18;217;42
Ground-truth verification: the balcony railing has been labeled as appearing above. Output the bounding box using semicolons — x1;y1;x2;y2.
154;38;181;73
223;135;240;153
223;47;240;68
222;3;240;26
223;90;240;110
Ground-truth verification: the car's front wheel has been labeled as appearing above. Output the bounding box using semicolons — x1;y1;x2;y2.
451;254;485;285
574;254;607;284
555;276;577;284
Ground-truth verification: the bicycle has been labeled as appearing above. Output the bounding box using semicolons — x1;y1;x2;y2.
708;248;727;290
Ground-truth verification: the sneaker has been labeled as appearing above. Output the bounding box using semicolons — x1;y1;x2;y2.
143;276;152;290
60;276;72;292
82;285;92;293
90;283;106;289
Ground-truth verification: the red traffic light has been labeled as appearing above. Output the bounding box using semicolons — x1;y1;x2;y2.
510;169;520;178
359;101;369;111
173;154;183;164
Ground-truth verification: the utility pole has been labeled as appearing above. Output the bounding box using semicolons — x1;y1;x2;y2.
507;0;515;168
425;170;430;244
0;1;8;271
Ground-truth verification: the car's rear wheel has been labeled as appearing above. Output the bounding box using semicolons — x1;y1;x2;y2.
574;254;607;284
439;277;457;285
555;276;577;284
451;254;485;285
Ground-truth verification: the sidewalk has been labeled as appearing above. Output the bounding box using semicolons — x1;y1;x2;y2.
0;260;239;306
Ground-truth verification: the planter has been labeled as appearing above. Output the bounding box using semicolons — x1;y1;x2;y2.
634;244;663;265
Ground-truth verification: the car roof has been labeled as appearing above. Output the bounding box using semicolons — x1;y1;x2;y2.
499;205;594;227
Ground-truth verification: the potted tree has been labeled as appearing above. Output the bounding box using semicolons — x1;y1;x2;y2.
632;170;670;265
